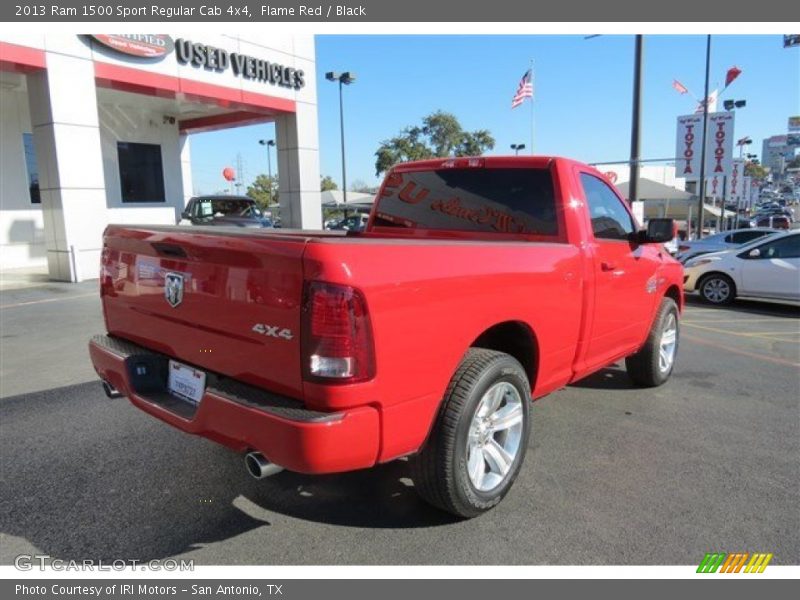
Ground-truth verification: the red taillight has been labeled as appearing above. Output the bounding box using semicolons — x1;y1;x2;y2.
301;281;375;383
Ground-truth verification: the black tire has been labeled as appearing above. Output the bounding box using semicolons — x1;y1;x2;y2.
625;297;680;387
698;273;736;305
411;348;531;518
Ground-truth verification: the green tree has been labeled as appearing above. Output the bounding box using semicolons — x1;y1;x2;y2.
246;174;278;210
349;179;378;194
321;175;338;191
744;161;769;180
374;110;495;176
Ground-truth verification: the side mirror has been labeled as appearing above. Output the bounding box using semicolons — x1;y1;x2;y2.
638;218;675;244
748;248;761;258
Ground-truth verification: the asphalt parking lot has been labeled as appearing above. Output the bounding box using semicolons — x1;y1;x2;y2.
0;283;798;565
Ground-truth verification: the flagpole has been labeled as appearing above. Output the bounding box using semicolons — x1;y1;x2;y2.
530;59;535;155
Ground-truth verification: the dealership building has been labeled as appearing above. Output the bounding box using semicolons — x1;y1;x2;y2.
0;33;321;281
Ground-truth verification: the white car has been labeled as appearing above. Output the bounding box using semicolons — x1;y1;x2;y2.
675;227;779;264
683;231;800;305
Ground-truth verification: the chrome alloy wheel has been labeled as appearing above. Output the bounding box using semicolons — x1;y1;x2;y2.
659;313;678;374
703;277;731;303
466;381;524;492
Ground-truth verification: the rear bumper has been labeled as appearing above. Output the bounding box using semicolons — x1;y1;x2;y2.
88;334;380;474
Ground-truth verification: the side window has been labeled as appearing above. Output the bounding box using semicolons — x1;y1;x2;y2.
580;173;635;241
730;231;763;244
754;235;800;259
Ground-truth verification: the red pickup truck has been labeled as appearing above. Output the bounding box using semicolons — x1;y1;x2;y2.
89;156;683;517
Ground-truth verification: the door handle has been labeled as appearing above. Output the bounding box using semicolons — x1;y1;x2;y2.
601;261;617;272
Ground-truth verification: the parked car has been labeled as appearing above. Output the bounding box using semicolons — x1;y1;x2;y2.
180;195;272;228
675;228;779;264
753;206;795;220
683;231;800;305
750;215;791;230
89;156;684;518
325;213;370;232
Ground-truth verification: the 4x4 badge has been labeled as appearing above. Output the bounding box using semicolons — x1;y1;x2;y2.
164;272;184;308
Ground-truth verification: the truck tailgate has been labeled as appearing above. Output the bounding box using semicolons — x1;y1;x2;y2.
100;225;309;398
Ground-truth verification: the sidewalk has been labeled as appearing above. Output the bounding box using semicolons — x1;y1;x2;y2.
0;277;103;398
0;264;50;292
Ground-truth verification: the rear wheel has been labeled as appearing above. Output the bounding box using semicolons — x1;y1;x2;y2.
626;297;680;387
411;348;531;518
699;273;736;305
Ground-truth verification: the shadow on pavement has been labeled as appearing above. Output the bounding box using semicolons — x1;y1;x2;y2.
0;381;456;563
684;294;800;318
567;366;635;390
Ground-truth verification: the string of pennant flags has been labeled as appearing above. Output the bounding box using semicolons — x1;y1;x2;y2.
672;65;742;113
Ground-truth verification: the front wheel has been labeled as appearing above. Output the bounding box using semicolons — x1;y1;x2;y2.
625;297;680;387
411;348;531;518
699;273;736;305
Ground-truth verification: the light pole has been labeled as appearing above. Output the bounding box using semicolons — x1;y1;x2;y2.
585;34;644;204
258;139;276;205
326;71;356;219
510;143;526;156
629;34;644;205
696;34;712;239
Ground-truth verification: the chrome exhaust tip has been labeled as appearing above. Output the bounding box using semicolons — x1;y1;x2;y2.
101;380;122;399
245;451;283;479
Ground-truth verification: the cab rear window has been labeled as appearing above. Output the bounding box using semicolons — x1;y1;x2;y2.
372;168;558;236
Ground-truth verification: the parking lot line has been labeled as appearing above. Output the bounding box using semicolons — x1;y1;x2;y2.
682;333;800;368
735;330;800;337
0;293;96;309
682;321;800;343
683;317;800;324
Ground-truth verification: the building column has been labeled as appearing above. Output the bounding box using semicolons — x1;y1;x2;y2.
276;101;322;229
26;51;106;282
179;133;193;205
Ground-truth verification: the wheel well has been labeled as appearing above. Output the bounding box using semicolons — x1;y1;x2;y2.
471;321;538;387
664;284;682;310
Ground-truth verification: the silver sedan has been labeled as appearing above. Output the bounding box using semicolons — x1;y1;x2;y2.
676;228;779;264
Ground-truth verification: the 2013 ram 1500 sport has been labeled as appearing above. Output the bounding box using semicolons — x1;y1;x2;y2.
89;156;683;517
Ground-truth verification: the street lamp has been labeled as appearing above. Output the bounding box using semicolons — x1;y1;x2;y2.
326;71;356;218
723;99;746;111
258;139;276;204
736;136;752;158
510;143;526;156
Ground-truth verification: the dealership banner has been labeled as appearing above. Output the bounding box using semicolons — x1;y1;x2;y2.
726;159;745;203
676;112;736;180
743;176;753;208
705;174;724;199
675;114;703;180
705;112;735;177
0;0;792;21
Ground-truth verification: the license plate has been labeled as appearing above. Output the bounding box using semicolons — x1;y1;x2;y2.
167;360;206;404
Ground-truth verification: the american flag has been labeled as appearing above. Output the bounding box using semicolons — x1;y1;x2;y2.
511;69;533;109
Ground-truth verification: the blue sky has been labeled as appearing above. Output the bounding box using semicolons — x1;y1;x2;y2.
190;35;799;194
